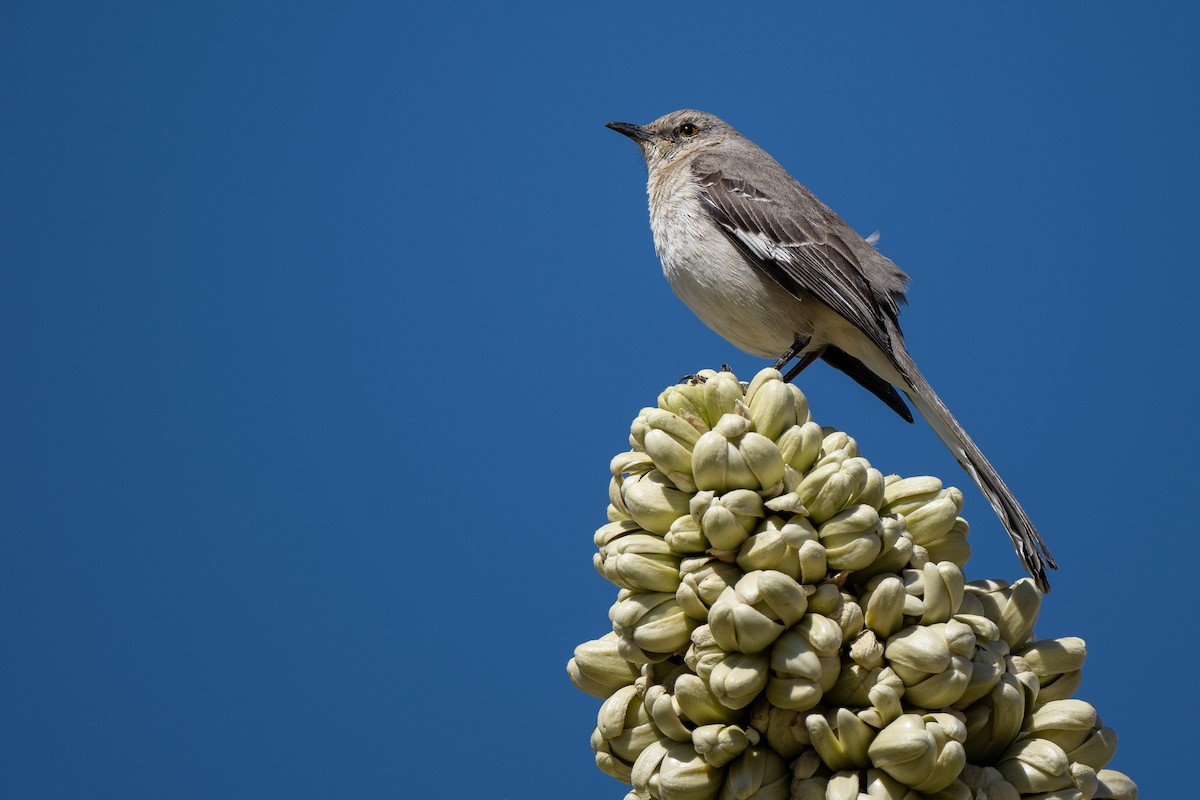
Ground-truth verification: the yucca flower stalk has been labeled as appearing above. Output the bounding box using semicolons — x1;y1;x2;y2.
569;368;1135;800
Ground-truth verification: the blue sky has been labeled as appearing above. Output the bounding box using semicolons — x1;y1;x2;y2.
2;2;1195;797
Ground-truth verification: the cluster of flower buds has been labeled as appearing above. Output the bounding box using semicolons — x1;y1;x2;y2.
568;369;1136;800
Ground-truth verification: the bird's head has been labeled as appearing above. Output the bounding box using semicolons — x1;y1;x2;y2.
606;109;732;168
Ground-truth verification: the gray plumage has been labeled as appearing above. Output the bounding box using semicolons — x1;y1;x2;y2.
607;109;1057;591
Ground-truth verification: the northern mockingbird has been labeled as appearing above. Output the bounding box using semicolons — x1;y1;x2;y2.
607;109;1057;591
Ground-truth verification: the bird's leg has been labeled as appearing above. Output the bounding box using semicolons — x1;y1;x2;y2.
772;335;826;383
770;335;809;372
782;349;823;382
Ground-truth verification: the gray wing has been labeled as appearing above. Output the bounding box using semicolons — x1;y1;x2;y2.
692;156;908;365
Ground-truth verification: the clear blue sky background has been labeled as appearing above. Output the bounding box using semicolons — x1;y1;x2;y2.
2;2;1194;797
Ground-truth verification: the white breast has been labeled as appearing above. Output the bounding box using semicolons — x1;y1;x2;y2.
645;169;811;358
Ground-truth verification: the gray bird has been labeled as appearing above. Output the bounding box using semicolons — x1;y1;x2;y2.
607;109;1057;591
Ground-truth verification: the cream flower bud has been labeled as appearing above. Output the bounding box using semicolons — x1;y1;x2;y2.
968;578;1042;649
632;739;727;800
818;504;884;571
861;575;906;639
965;662;1041;764
597;532;684;593
849;629;886;670
642;407;706;447
697;370;745;428
706;650;771;710
776;421;824;473
805;707;878;771
1094;769;1138;800
902;562;965;625
666;514;709;554
1015;636;1087;702
796;458;873;523
884;621;977;708
691;723;753;768
827;663;904;709
855;516;913;579
755;706;809;759
735;517;809;578
611;591;698;663
686;624;725;678
1023;699;1101;755
740;512;826;584
709;570;810;654
902;488;963;545
790;777;828;800
677;557;744;620
953;638;1007;709
646;683;697;743
595;519;645;548
924;517;971;568
568;632;642;698
1067;725;1119;771
807;585;865;643
685;625;770;710
644;427;700;493
692;489;766;552
996;737;1073;794
593;684;662;781
816;430;859;465
881;475;945;516
617;468;693;535
864;768;940;800
766;613;843;711
671;673;742;727
718;746;789;800
958;765;1019;800
692;414;786;493
867;712;967;793
744;370;801;441
657;382;710;425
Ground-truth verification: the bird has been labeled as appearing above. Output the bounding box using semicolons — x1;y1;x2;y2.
606;109;1057;591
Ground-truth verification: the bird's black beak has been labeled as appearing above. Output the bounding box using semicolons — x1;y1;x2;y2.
605;121;652;142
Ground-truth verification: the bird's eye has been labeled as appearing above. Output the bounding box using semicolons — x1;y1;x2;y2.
678;123;698;137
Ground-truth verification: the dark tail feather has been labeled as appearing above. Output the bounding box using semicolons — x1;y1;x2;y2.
901;363;1058;592
822;346;914;423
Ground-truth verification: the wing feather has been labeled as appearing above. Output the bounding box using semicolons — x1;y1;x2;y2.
693;157;906;364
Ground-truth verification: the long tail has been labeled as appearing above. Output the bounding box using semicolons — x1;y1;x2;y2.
900;363;1057;592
